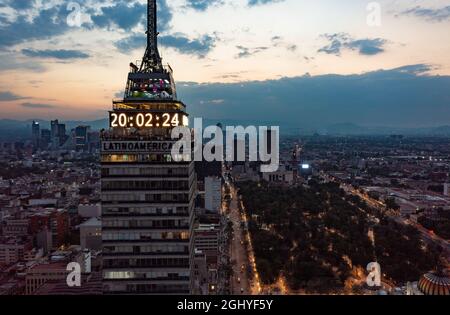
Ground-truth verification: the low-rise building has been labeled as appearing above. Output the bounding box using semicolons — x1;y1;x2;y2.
192;215;221;295
78;204;101;218
25;262;68;295
0;237;33;265
79;217;101;250
3;218;29;236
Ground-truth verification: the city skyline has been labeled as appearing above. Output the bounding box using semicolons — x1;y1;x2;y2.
0;0;449;301
0;0;449;127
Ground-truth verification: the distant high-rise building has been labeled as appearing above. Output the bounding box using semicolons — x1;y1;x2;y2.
50;119;67;148
205;177;222;213
87;131;100;152
58;124;66;137
40;129;51;149
32;121;40;147
75;126;89;152
50;119;59;138
57;123;66;146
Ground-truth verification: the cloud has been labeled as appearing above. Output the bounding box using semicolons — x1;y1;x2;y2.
0;53;46;72
185;0;224;11
0;0;173;50
0;5;70;49
159;34;216;57
391;64;435;75
271;36;297;52
235;45;269;58
115;33;216;58
21;49;90;60
114;34;146;53
91;2;146;31
177;64;450;128
91;0;172;32
346;39;386;55
214;72;247;80
287;44;297;52
4;0;36;10
0;91;27;102
318;33;387;56
400;6;450;22
0;15;8;25
248;0;285;6
111;1;216;58
20;102;56;109
202;99;225;105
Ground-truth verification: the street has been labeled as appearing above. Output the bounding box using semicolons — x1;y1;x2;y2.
338;178;450;256
228;183;251;295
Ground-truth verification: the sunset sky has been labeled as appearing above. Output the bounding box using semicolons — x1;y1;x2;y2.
0;0;449;127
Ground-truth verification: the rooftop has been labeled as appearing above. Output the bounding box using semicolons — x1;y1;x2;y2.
79;217;101;228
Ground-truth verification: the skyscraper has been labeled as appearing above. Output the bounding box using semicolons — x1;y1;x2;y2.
101;0;195;294
205;177;222;213
32;121;40;148
40;129;51;150
50;119;67;148
50;119;59;139
75;126;89;152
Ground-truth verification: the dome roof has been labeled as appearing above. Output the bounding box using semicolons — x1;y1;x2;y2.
418;272;450;295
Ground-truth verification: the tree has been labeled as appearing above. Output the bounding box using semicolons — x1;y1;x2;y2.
385;197;400;211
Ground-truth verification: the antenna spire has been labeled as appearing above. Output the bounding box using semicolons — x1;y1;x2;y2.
141;0;162;72
124;0;177;100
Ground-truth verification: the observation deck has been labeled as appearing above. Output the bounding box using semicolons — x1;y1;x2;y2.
122;62;178;102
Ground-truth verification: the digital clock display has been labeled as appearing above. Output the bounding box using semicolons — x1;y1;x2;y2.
110;112;188;128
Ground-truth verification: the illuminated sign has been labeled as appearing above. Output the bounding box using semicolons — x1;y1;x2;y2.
101;141;174;153
302;164;310;169
110;111;188;128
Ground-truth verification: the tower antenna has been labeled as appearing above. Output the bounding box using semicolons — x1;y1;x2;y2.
141;0;162;72
124;0;177;100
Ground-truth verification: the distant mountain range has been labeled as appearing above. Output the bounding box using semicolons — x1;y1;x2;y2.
0;119;449;141
319;123;450;136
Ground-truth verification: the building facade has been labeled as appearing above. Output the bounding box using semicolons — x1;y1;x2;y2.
205;176;222;213
80;217;102;251
101;0;195;295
